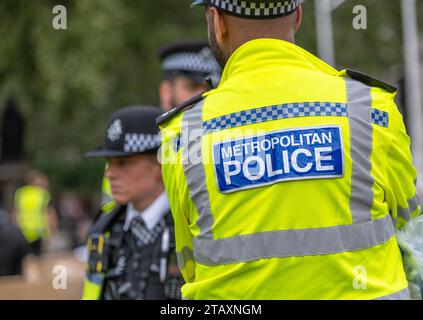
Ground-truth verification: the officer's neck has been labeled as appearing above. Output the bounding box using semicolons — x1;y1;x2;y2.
131;185;164;213
225;16;296;57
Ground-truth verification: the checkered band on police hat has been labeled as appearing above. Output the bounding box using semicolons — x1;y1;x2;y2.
85;105;163;158
123;133;161;154
194;0;300;18
162;47;221;76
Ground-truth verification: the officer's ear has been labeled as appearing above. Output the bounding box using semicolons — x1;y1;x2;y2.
209;6;227;44
149;156;163;182
294;5;302;33
159;80;174;112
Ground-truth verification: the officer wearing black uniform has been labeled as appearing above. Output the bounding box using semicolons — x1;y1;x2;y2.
84;106;182;300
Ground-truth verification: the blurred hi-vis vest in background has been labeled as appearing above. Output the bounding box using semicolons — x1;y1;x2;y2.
14;185;50;243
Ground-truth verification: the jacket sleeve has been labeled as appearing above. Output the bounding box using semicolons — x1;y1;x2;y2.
160;121;196;283
385;99;421;229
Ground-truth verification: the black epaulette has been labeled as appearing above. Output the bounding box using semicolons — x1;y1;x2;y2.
156;92;206;126
88;205;126;235
163;210;174;228
346;69;397;93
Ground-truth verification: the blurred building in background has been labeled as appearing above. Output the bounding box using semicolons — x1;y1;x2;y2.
0;97;31;213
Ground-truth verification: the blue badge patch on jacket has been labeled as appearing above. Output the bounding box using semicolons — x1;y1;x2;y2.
213;126;344;193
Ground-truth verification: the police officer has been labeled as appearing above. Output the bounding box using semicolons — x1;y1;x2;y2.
157;0;421;299
83;106;182;300
99;40;221;213
13;170;56;256
158;40;221;111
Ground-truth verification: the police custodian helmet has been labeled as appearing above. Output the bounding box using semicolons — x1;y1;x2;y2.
158;40;221;88
85;106;162;158
192;0;300;19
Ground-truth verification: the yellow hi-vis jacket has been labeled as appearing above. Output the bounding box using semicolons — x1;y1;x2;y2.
14;185;50;243
100;173;116;214
158;39;421;300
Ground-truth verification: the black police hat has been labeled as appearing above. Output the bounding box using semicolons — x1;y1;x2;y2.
158;40;221;87
85;106;162;158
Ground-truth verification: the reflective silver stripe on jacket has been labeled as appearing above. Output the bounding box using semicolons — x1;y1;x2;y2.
374;288;410;300
100;192;113;207
346;79;374;224
193;215;395;265
182;100;215;239
176;246;195;270
398;193;422;221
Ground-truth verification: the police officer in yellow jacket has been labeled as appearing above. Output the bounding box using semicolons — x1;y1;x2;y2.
157;0;421;300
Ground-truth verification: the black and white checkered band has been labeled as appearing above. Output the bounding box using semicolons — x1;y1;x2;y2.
130;216;165;247
162;48;221;75
124;133;160;153
208;0;300;18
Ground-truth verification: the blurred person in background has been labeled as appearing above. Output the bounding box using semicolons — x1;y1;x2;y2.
158;40;222;111
13;170;58;256
83;106;182;300
0;208;29;276
59;192;91;249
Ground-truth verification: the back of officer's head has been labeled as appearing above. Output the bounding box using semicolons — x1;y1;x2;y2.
203;2;302;67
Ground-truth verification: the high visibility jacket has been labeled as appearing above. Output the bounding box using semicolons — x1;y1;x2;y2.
14;185;50;243
100;163;116;214
159;39;421;300
101;173;116;214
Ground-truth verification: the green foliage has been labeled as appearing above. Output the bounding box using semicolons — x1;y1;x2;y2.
0;0;421;199
0;0;207;199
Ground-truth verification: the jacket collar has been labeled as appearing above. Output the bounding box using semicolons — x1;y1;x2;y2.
218;38;338;86
124;192;170;231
